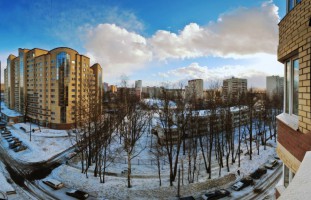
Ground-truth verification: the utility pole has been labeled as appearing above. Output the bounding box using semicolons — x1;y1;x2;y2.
177;167;180;198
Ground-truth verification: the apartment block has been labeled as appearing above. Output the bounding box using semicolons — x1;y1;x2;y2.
4;47;102;129
276;0;311;199
266;75;284;99
222;77;247;101
186;79;204;100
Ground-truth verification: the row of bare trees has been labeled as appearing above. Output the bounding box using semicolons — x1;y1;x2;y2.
72;80;282;188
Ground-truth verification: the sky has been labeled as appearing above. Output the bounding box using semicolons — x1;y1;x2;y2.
0;0;286;89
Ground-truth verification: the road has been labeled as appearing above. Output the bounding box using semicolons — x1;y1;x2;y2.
196;163;282;200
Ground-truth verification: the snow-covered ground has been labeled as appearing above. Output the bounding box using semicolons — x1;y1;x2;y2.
47;141;277;199
0;170;15;194
0;123;74;163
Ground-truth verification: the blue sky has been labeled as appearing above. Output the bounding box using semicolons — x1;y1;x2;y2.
0;0;286;88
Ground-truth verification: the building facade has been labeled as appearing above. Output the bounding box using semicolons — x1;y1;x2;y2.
4;47;102;129
186;79;204;100
276;0;311;198
266;75;284;99
222;77;247;101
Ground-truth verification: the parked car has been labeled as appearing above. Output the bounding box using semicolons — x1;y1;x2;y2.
43;179;64;190
250;167;267;179
231;176;253;191
66;152;77;159
3;135;12;139
13;145;27;152
202;189;230;200
179;196;195;200
264;159;278;169
2;132;12;136
9;141;22;149
6;137;19;142
66;189;89;199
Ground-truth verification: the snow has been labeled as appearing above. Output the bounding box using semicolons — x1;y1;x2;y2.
1;122;74;163
0;171;15;194
0;102;22;117
143;98;177;109
278;151;311;200
48;133;278;199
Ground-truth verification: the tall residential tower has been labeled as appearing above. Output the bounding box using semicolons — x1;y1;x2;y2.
4;47;102;129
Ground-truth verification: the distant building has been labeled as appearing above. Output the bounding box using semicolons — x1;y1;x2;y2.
222;77;247;101
103;82;109;92
142;86;162;98
109;85;117;93
186;79;204;100
266;75;284;99
135;80;142;99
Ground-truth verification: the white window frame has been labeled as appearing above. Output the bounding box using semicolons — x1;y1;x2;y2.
284;56;299;116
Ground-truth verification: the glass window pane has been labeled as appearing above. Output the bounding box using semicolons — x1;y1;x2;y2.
293;59;299;115
296;0;301;4
286;61;291;114
288;0;294;11
284;165;289;188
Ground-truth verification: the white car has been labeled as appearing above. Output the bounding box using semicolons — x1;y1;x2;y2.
43;178;64;190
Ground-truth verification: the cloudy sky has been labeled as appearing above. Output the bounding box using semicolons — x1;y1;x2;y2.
0;0;286;89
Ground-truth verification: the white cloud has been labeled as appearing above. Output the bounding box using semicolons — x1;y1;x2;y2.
84;1;280;80
158;54;283;88
149;2;279;60
84;24;152;78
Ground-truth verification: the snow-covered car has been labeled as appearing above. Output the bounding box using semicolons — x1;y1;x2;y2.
66;189;89;199
264;159;278;169
9;141;22;149
43;179;64;190
13;145;27;152
231;176;253;191
6;137;19;142
66;152;77;159
201;189;230;200
250;167;267;179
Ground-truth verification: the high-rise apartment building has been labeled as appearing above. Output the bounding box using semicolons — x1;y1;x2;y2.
186;79;204;99
135;80;142;99
276;0;311;199
266;75;284;99
222;77;247;101
4;47;102;129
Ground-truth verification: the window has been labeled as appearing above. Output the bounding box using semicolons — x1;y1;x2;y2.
287;0;301;12
285;57;299;116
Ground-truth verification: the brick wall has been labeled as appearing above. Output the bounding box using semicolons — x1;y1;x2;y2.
278;119;311;163
278;0;311;133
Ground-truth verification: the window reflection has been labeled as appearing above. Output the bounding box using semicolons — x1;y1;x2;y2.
293;59;299;115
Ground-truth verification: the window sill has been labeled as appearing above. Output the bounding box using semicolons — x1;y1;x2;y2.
277;113;299;131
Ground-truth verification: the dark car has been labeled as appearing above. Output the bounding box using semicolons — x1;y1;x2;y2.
9;141;22;149
13;145;27;152
231;176;253;191
202;189;230;200
3;135;12;139
66;189;89;199
250;167;267;179
179;196;195;200
6;137;19;142
264;159;278;169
